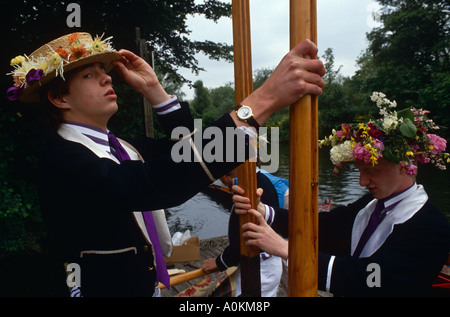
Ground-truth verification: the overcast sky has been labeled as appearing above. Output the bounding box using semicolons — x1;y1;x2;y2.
179;0;382;99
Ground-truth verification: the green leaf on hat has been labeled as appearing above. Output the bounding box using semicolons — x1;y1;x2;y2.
399;118;417;139
397;108;415;122
383;147;401;163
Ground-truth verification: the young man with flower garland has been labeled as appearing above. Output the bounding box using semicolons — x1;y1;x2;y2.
6;32;325;296
232;93;450;296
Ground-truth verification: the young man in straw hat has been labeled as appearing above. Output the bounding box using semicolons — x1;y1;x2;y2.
232;93;450;296
6;32;325;297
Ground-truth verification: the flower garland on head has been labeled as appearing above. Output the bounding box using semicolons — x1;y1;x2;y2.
319;92;449;175
6;33;114;101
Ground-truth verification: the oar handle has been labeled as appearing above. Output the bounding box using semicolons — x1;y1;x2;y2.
158;268;208;290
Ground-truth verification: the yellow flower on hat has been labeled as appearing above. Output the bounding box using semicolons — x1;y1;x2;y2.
20;60;34;75
37;58;50;74
46;52;65;79
89;37;107;54
48;53;63;70
10;55;26;66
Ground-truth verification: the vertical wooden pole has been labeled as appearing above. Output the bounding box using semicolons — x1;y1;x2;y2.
288;0;319;297
232;0;261;297
136;27;155;138
310;1;319;258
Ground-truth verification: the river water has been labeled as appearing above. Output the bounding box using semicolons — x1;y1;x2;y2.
166;143;450;239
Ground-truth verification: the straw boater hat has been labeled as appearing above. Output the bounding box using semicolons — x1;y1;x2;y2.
6;32;121;103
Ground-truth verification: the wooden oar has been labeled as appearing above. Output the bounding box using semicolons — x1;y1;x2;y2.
158;268;208;290
232;0;261;297
288;0;319;297
208;184;232;193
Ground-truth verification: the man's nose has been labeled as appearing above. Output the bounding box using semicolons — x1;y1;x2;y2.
101;73;112;86
359;172;369;187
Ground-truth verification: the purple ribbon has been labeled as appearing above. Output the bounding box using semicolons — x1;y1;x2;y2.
26;68;44;86
108;132;170;288
6;68;44;101
6;86;23;101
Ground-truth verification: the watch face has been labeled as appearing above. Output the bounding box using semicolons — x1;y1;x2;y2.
237;106;252;120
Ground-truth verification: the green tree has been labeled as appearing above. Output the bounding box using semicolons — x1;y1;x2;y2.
318;48;356;137
351;0;450;134
210;84;235;114
190;80;213;117
253;68;274;89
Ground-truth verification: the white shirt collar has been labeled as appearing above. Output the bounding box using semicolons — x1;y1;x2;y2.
64;122;117;162
384;182;418;213
352;184;428;258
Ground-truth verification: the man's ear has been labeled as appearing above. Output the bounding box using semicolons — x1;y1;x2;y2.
47;91;70;110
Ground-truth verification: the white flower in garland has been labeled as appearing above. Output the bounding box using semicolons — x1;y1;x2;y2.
330;140;354;166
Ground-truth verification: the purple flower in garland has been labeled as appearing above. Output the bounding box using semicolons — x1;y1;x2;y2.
26;68;44;86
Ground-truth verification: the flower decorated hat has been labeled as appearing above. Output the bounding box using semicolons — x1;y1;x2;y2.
319;92;449;175
7;32;121;103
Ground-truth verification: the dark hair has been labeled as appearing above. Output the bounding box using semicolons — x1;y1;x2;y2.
38;63;102;134
39;72;75;134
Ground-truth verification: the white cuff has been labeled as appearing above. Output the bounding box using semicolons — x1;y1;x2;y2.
326;255;336;293
264;204;275;225
152;95;181;115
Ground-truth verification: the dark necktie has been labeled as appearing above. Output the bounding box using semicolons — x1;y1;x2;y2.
353;199;386;258
108;132;170;288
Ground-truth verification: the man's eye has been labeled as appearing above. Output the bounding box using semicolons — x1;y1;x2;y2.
83;73;92;78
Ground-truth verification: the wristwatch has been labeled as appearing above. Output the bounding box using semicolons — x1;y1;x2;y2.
234;104;260;129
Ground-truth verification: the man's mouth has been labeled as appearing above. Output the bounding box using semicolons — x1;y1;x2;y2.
105;88;116;97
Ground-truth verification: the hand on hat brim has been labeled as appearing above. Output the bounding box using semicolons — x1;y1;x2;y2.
113;49;170;105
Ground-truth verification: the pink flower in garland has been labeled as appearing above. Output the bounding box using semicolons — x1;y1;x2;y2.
352;143;372;164
427;134;447;155
416;153;431;164
372;139;385;151
401;161;418;175
336;124;352;141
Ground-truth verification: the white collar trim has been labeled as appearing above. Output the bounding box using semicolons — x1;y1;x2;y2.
351;184;428;258
57;123;139;163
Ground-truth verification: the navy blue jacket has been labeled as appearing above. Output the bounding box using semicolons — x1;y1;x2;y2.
271;194;450;296
39;104;248;297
